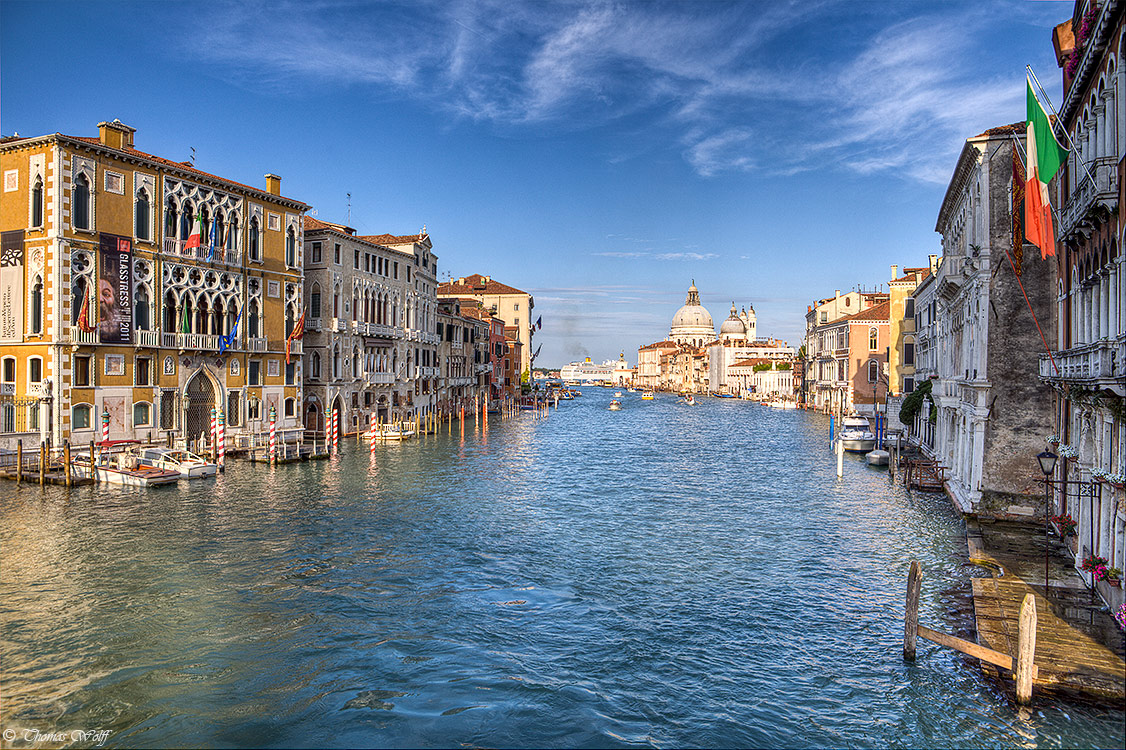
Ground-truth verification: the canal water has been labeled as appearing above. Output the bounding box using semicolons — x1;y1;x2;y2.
2;390;1123;749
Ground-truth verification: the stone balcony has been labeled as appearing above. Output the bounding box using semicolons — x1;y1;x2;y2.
162;237;241;266
1058;156;1118;241
367;372;394;385
1039;334;1126;395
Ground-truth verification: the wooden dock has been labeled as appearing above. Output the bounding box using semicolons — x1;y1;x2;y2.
968;521;1125;703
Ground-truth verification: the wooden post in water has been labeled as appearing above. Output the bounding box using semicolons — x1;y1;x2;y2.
16;440;23;483
904;560;921;660
836;436;844;478
65;441;72;487
1015;593;1037;705
39;442;47;484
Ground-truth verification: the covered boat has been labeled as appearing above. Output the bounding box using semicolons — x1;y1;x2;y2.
139;447;217;478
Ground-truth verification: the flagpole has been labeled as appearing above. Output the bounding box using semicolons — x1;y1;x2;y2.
1026;65;1097;186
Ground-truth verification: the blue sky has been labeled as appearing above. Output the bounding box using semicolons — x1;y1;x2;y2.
1;0;1070;367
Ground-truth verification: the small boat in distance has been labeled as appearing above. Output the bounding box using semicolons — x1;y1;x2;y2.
608;400;622;410
614;391;623;397
678;394;695;405
139;447;217;478
641;390;655;400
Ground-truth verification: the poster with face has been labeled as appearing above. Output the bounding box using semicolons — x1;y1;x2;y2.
98;233;133;344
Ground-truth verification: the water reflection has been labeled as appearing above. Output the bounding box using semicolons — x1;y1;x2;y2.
1;390;1123;748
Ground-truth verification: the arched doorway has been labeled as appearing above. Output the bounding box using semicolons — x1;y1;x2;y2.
330;395;344;435
305;400;322;434
184;371;216;449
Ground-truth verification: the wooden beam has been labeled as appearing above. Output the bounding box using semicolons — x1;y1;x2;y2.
917;625;1038;680
1016;594;1038;704
904;560;921;660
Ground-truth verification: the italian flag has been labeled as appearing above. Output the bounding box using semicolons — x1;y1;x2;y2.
1025;77;1068;258
185;214;204;252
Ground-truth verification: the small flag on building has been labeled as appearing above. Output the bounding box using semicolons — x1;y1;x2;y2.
219;310;241;354
285;309;305;364
535;316;542;330
1025;77;1069;258
76;291;94;332
181;300;191;334
207;218;218;262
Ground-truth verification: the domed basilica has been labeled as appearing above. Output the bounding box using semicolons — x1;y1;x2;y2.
669;281;715;347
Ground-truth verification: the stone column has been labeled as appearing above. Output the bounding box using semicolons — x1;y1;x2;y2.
1094;105;1105;160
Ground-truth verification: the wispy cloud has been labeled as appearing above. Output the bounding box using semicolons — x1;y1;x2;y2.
192;0;1047;183
654;252;719;261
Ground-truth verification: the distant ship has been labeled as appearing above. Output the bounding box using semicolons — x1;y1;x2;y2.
560;357;618;384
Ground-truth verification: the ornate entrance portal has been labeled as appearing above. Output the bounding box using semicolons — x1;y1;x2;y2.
184;372;216;447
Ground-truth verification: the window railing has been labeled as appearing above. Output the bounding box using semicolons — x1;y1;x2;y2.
161;332;221;350
137;329;161;348
69;326;97;345
248;337;268;352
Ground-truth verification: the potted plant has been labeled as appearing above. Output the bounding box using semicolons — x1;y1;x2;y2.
1051;513;1077;538
1081;555;1110;581
1058;444;1078;462
1106;567;1123;588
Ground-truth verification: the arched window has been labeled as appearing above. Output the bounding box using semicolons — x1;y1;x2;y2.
73;403;92;430
868;359;879;383
180;202;193;240
332;345;341;379
226;300;238;336
285;228;296;267
165;199;178;238
135;189;150;241
285;304;295;338
164;290;178;332
214;212;225;250
248;217;260;261
248;299;260;338
333;290;340;319
352;346;360;378
133;402;151;427
226;215;238;250
73;173;91;230
30;276;43;334
311;351;321;379
71;276;88;324
31;176;44;228
284;397;296;418
135;286;150;331
869;326;878;351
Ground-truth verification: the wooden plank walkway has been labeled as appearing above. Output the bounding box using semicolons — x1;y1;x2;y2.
967;520;1124;704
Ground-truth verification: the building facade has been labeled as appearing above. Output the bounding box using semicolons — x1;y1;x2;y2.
0;120;307;451
929;124;1056;518
438;275;535;376
803;291;890;416
301;217;439;432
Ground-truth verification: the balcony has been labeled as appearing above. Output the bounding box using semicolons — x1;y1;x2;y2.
1058;156;1118;241
137;329;161;348
69;326;96;345
162;332;221;351
307;318;322;332
330;318;347;333
288;340;302;356
248;337;268;352
367;372;394;385
351;320;366;335
162;237;242;266
1039;335;1125;395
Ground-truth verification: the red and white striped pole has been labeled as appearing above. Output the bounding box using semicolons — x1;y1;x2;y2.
210;408;217;459
331;407;339;456
370;412;377;457
217;410;226;470
100;407;110;444
268;406;277;465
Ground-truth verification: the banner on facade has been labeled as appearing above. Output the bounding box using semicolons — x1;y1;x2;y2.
0;230;24;342
98;232;133;344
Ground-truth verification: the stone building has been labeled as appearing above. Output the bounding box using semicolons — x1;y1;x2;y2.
930;123;1055;518
0;120;306;451
1043;1;1124;607
438;275;534;376
668;281;715;347
436;298;491;411
301;216;438;432
803;291;889;416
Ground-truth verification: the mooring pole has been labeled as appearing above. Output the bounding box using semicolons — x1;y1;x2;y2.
904;560;921;660
1015;593;1037;705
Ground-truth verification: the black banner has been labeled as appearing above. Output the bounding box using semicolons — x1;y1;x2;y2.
98;232;133;344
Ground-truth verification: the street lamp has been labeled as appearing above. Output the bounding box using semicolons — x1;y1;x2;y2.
1038;449;1058;595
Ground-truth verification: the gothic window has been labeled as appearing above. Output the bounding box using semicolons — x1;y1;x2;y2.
31;176;43;228
135;286;150;331
226;215;238;250
135;188;151;241
165;199;178;239
71;276;88;324
248;299;260;338
285;304;295;338
180;202;193;240
333;345;341;379
30;276;42;334
73;173;91;230
310;288;321;319
311;351;321;379
226;300;238;336
163;290;177;332
285;228;296;267
249;217;260;261
869;327;878;351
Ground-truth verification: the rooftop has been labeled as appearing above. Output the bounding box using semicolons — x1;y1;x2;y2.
439;274;530;297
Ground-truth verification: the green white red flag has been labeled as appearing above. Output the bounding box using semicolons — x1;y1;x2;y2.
1025;77;1068;258
185;214;204;253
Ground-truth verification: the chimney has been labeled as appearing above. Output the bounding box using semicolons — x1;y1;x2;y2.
928;254;939;273
890;264;899;280
265;173;281;195
98;119;135;150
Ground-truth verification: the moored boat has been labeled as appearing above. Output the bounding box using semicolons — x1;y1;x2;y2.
72;441;180;486
608;400;622;411
139;447;217;478
839;415;876;453
641;390;655;400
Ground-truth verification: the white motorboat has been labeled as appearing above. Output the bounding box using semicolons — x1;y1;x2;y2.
139;447;217;478
839;415;876;453
641;390;655;400
72;441;180;487
865;449;890;466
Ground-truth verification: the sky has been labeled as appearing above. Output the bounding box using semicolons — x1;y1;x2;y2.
1;0;1071;367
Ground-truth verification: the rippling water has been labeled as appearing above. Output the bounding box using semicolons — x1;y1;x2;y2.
2;390;1123;748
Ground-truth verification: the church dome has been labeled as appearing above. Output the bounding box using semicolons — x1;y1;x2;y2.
719;303;746;336
669;281;715;346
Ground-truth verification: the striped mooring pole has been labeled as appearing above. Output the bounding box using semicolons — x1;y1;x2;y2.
210;408;217;459
370;412;377;457
331;407;340;456
269;406;277;465
101;407;110;444
217;410;226;470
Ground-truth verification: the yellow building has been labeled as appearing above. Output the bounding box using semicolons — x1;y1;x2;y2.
0;120;308;450
887;263;931;396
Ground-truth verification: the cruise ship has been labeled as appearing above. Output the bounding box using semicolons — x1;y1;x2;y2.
560;357;619;384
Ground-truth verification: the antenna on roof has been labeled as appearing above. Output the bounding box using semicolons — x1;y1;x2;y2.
189;147;195;166
346;193;351;224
